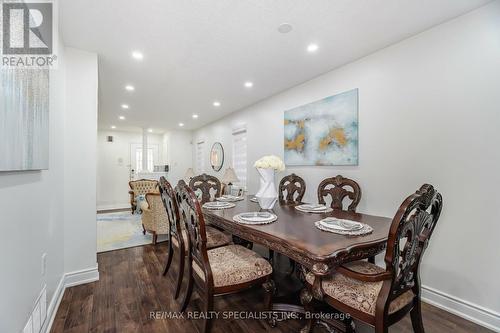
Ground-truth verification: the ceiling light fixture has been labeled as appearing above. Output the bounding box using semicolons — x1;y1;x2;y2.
244;81;253;88
119;116;125;120
213;101;221;107
121;104;129;109
307;43;319;53
192;114;199;119
111;125;116;129
179;123;185;127
125;85;135;91
277;23;293;34
131;51;144;60
147;128;153;133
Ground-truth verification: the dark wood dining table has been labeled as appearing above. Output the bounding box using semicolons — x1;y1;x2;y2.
202;196;393;323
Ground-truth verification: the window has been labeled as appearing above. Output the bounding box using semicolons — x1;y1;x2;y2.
232;128;247;189
196;141;205;173
135;148;154;172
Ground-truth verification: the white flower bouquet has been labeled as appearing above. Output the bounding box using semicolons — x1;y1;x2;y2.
254;155;285;172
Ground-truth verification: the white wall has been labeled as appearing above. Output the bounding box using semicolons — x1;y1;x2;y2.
0;46;99;332
163;130;193;185
97;130;164;210
63;48;99;274
193;2;500;329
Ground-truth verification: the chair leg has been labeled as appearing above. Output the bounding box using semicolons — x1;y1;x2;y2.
174;244;185;299
152;233;158;245
263;279;276;327
299;287;314;333
142;223;146;235
410;299;425;333
201;291;214;333
179;259;193;312
163;240;174;276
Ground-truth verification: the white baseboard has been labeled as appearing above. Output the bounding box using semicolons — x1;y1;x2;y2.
42;266;99;333
97;203;130;211
422;285;500;332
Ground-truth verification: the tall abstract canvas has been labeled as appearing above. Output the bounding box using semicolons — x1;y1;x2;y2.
0;69;49;171
284;89;358;166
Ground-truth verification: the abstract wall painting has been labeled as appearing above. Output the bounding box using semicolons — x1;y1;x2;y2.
0;69;49;171
284;89;358;166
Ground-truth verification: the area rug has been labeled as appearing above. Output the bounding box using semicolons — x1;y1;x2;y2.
97;211;167;252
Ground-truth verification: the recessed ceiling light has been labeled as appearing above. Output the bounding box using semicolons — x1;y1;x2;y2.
119;116;125;120
244;81;253;88
307;43;319;53
121;104;129;109
147;128;153;133
213;101;221;107
192;114;199;119
277;23;293;34
111;125;116;129
179;122;184;127
131;51;144;60
125;85;135;91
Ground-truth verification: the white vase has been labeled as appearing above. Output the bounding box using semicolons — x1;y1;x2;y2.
255;168;278;210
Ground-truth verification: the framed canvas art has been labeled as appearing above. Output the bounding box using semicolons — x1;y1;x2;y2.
284;89;358;166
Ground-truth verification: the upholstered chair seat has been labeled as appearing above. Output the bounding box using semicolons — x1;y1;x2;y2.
172;227;232;250
141;193;169;244
305;261;414;316
193;244;273;287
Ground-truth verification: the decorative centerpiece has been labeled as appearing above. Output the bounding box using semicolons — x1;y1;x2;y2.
254;155;285;209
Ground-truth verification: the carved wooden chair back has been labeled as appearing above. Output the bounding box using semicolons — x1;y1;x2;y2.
279;173;306;204
177;181;214;287
189;173;222;204
379;184;443;317
317;175;361;211
158;177;183;245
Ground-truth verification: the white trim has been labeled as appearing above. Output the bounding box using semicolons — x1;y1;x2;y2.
42;266;99;333
422;285;500;332
97;203;130;211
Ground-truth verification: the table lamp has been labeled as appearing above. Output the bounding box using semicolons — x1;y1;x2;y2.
221;167;239;195
184;168;195;183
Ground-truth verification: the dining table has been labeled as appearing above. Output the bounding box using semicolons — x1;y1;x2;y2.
202;196;393;330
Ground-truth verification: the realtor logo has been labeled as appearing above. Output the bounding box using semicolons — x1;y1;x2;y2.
1;0;57;68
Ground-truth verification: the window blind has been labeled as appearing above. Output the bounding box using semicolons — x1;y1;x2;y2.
232;129;247;189
196;141;205;174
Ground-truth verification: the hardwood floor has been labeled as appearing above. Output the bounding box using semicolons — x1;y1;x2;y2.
51;243;493;333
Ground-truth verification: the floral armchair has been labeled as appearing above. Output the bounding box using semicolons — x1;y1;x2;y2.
128;179;159;213
142;193;169;244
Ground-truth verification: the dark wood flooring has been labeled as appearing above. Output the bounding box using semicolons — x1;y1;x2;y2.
51;243;493;333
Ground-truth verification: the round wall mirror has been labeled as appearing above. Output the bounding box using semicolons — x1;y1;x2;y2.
210;142;224;171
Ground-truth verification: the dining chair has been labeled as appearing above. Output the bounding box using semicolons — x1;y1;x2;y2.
274;173;306;273
158;177;232;300
278;173;306;204
189;173;222;204
177;181;275;333
317;175;361;212
302;184;443;333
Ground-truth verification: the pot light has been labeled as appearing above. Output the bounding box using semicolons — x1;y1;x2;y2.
131;51;144;60
213;101;221;107
307;43;319;53
192;114;199;119
119;116;125;120
244;81;253;88
125;85;135;91
111;125;116;129
277;23;293;34
121;104;129;109
179;122;185;127
147;128;153;133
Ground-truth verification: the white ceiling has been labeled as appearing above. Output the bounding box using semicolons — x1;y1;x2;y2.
60;0;490;133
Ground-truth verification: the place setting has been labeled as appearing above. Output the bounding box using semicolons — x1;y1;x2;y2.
216;194;245;202
202;201;236;210
233;211;278;225
295;203;333;214
315;217;373;236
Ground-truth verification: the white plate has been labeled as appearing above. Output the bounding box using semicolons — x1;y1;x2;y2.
319;218;363;231
298;204;328;211
217;195;244;202
203;201;234;209
238;212;275;222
